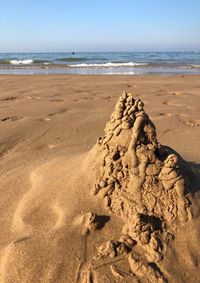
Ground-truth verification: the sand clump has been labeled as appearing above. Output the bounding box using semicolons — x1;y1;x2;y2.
79;92;192;282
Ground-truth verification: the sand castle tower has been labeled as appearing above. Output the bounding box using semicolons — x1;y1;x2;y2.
80;92;191;282
93;92;190;223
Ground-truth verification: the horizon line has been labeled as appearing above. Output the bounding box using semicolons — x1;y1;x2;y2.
0;50;199;54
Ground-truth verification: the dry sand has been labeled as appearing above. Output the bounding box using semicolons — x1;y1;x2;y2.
0;74;200;282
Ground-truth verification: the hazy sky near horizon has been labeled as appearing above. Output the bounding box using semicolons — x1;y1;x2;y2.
0;0;200;52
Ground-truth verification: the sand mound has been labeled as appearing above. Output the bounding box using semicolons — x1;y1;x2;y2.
78;92;193;282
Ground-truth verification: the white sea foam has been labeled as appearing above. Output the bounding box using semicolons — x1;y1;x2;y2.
10;59;34;65
69;62;148;68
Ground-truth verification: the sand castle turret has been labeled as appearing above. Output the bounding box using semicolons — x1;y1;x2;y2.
93;92;189;223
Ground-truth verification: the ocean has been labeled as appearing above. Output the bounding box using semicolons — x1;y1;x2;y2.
0;51;200;75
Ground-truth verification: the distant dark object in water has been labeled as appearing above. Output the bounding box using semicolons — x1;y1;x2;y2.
72;52;75;55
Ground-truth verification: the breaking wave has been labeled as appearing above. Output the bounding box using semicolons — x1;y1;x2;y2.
10;59;34;65
69;62;148;68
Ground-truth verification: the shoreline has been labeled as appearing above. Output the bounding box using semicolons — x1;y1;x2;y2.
0;68;199;75
0;73;200;76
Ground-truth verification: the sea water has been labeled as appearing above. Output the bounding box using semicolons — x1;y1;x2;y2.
0;51;199;75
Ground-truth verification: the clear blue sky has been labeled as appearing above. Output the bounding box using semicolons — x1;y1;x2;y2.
0;0;200;52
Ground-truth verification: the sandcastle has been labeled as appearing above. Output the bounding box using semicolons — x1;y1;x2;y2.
79;92;191;283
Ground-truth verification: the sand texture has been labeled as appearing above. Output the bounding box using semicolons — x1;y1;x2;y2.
0;75;200;283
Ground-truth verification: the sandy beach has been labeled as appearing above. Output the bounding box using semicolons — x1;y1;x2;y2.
0;74;200;282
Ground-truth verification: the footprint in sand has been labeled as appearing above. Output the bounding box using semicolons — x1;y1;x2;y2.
12;193;60;236
0;116;22;122
168;102;184;107
12;167;69;238
100;96;113;101
185;120;200;127
48;98;64;102
162;128;171;134
48;107;68;117
163;100;185;107
168;91;183;96
178;115;200;127
151;112;173;120
12;172;46;235
0;96;18;101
